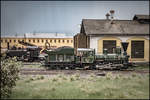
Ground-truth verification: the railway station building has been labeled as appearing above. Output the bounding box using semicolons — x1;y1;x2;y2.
74;14;149;63
1;33;73;49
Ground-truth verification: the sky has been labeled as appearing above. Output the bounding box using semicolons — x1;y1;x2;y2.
1;1;149;36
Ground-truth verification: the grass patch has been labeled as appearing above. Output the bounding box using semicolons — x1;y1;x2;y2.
8;73;149;99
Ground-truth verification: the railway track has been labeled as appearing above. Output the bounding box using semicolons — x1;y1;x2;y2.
21;62;149;75
20;68;149;75
22;62;42;65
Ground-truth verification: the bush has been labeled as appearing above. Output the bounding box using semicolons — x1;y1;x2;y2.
106;72;113;80
1;57;21;98
70;76;75;81
36;75;45;80
52;77;58;82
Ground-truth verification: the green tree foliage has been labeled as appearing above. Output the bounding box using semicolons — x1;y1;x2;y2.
1;57;21;98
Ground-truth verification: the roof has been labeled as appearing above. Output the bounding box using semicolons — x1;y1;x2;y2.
1;35;24;38
1;33;73;38
56;46;73;51
26;46;39;48
77;48;94;51
133;15;150;20
45;46;74;55
82;19;149;35
25;33;73;38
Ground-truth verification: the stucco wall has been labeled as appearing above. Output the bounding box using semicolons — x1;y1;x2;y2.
90;35;149;62
1;38;73;49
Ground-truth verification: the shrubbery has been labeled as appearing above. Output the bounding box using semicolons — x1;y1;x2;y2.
1;57;22;98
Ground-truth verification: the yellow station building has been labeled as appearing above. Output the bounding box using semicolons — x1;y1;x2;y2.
1;33;73;49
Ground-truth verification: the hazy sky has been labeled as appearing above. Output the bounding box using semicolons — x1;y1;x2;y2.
1;1;149;36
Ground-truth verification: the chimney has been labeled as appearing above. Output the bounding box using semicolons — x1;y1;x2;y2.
110;10;115;24
106;13;110;20
24;33;26;42
55;32;58;36
7;42;10;50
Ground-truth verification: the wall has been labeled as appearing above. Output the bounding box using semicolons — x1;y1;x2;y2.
73;33;87;54
1;38;73;49
90;35;149;62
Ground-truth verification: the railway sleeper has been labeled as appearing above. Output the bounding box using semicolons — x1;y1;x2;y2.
46;62;76;70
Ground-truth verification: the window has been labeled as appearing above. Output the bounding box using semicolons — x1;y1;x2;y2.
9;40;11;43
50;40;52;43
131;41;144;58
42;39;44;43
29;40;31;42
103;40;116;53
33;39;35;43
63;40;65;43
46;40;48;42
14;40;16;43
71;40;73;43
67;40;69;43
37;40;39;43
5;39;7;42
54;40;56;43
0;39;3;43
58;40;61;43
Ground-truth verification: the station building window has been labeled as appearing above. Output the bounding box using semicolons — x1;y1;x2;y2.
46;40;48;42
29;40;31;42
0;39;3;43
63;40;65;43
50;40;52;43
33;39;35;43
37;40;39;43
42;39;44;43
9;40;11;43
131;41;144;58
54;40;56;43
14;40;16;43
58;40;61;43
71;40;73;43
67;40;69;43
5;39;7;42
103;40;116;54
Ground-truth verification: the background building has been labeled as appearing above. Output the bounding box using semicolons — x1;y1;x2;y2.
74;13;149;63
1;33;73;49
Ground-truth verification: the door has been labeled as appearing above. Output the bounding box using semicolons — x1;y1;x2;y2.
103;40;116;54
131;41;144;58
